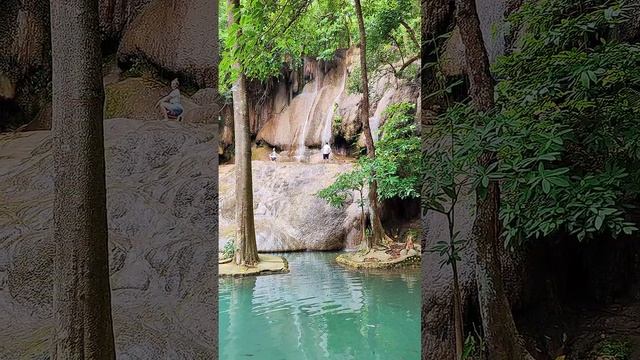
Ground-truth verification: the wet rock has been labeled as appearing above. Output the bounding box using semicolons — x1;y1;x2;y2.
0;119;218;358
254;48;420;151
219;161;362;252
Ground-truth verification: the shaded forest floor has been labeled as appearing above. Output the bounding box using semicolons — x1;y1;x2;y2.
521;300;640;359
566;301;640;359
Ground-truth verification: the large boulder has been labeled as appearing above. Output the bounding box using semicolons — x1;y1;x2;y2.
99;0;153;41
218;162;362;252
117;0;219;88
0;119;218;358
0;0;51;131
103;76;222;124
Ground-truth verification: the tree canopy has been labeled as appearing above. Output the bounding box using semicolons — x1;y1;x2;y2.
218;0;420;93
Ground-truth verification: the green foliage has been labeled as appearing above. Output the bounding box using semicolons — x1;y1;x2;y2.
319;102;421;209
347;65;363;94
317;165;367;208
373;102;422;200
491;0;640;245
221;241;235;259
399;62;419;80
424;0;640;248
220;0;356;91
462;334;483;360
123;58;158;79
364;0;420;73
219;0;420;93
596;339;632;360
332;107;343;132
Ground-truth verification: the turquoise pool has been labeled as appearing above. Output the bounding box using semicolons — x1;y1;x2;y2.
219;252;421;360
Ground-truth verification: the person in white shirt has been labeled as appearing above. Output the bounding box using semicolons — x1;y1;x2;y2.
322;142;331;161
270;148;278;161
156;78;184;121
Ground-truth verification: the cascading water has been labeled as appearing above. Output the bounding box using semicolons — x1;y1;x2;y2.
321;65;348;146
296;66;322;161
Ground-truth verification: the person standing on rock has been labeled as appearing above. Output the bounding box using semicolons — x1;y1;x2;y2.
270;148;278;161
322;142;331;161
156;78;184;121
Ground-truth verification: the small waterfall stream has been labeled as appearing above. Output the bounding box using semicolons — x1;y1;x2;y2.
296;67;323;161
320;66;347;145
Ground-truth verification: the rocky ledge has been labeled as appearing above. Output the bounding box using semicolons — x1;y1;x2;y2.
0;119;218;358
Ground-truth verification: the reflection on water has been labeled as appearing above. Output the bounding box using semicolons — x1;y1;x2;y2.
219;252;420;360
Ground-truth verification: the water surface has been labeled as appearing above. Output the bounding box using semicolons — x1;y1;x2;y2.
219;252;420;360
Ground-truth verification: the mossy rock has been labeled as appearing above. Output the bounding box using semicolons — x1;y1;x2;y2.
336;251;420;270
219;254;289;277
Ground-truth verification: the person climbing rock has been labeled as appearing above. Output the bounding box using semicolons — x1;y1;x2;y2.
156;78;184;121
322;142;331;161
270;148;278;161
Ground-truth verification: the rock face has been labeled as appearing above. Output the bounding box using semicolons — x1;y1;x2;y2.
0;0;219;131
219;161;362;252
249;48;420;153
0;119;218;358
0;0;51;131
421;190;477;359
99;0;153;41
104;76;205;120
117;0;219;88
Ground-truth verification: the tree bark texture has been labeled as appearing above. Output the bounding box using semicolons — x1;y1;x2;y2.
421;1;461;358
50;0;116;358
353;0;385;249
455;0;532;358
228;0;259;266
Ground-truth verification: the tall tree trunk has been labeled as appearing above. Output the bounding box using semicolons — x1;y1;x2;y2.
228;0;259;266
50;0;116;358
353;0;385;250
421;1;460;358
455;0;532;359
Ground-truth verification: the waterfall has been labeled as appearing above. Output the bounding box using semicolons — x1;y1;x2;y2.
296;66;322;161
321;66;347;145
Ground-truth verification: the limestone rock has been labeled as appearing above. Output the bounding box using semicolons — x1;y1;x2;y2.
0;119;218;358
117;0;219;88
255;48;420;151
191;88;220;106
99;0;152;40
104;77;199;121
0;0;51;130
219;161;362;252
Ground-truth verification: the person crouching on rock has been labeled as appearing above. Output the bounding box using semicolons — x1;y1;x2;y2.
156;78;184;121
270;148;278;161
400;237;418;257
322;142;331;161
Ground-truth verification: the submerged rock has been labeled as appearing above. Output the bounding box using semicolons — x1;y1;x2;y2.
219;161;362;252
0;119;218;358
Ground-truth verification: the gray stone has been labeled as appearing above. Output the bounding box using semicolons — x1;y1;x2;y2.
219;161;362;252
0;119;218;358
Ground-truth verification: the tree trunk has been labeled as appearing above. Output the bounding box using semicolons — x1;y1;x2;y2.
421;1;460;359
353;0;385;250
228;0;259;266
50;0;116;358
455;0;532;358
